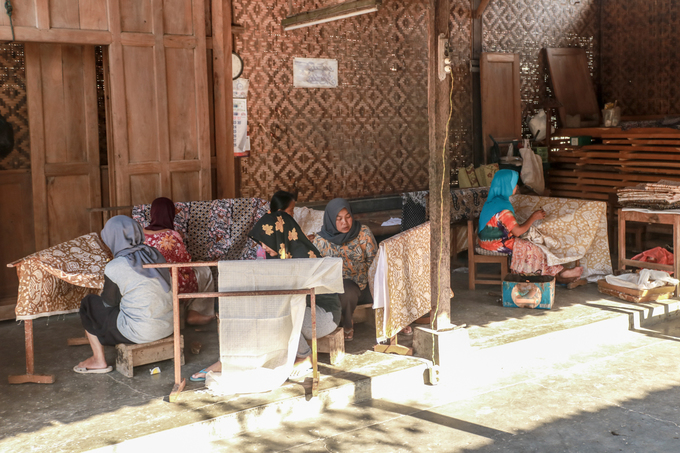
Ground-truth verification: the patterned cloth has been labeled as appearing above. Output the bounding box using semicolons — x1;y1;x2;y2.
13;233;112;320
313;224;378;290
511;195;612;280
478;209;517;254
510;237;563;276
368;222;431;342
144;230;198;293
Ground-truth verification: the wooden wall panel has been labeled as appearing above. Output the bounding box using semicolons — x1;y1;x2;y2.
130;173;161;205
0;1;37;28
166;47;198;162
0;171;35;308
171;171;200;202
120;0;153;33
164;0;194;35
122;45;158;164
50;0;80;29
79;0;109;30
46;174;92;245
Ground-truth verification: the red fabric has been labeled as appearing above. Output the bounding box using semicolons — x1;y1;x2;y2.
144;230;198;293
632;247;674;274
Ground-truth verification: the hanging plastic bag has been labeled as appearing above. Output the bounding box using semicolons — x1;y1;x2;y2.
528;110;554;142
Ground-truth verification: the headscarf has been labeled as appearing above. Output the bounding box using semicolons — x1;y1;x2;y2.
478;169;520;233
146;197;175;231
317;198;361;245
249;211;320;259
101;216;171;291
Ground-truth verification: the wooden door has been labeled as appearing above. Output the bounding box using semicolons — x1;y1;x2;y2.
107;0;211;208
25;43;102;250
480;52;521;164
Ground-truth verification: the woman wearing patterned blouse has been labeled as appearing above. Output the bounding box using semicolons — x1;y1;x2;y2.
143;197;215;325
313;198;377;341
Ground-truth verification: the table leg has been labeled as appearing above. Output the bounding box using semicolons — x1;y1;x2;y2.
169;268;186;402
674;216;680;297
311;288;318;397
8;319;54;384
618;209;626;272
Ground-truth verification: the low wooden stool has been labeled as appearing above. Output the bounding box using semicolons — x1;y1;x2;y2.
307;327;344;365
115;335;184;378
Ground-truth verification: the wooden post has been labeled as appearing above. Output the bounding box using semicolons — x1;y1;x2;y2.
169;267;186;402
428;0;452;332
310;288;318;396
618;208;626;273
8;319;55;384
674;215;680;297
212;0;237;198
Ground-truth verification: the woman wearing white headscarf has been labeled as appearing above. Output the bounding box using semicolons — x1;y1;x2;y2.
74;215;173;374
313;198;377;341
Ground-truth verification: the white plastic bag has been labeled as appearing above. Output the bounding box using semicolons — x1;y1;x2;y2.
528;110;555;142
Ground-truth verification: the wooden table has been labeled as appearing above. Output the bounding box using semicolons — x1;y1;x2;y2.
144;262;321;402
618;208;680;295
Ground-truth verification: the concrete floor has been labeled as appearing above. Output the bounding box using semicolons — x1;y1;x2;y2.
1;265;679;452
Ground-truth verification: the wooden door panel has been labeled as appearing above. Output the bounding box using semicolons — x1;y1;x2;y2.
26;43;102;250
120;0;153;33
79;0;109;30
0;171;35;303
166;47;198;162
164;0;194;35
123;46;159;164
171;171;201;202
50;0;80;29
130;173;161;206
46;174;92;245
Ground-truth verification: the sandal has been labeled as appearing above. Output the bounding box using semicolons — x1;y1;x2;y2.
190;368;208;382
344;328;354;341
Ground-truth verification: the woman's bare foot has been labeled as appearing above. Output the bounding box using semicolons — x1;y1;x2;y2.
559;266;583;280
290;356;312;378
191;361;222;381
186;310;215;326
77;355;108;370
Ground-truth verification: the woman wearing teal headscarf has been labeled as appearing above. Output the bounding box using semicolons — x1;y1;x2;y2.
478;170;545;254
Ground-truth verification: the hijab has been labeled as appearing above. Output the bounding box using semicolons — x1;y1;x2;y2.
101;216;172;291
478;169;519;233
317;198;361;246
249;211;320;259
146;197;175;231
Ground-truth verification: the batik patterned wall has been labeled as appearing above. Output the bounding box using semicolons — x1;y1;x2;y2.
0;43;30;171
482;0;600;132
233;0;430;202
601;0;680;116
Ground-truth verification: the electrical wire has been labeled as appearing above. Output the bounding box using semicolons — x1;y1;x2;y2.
430;64;455;368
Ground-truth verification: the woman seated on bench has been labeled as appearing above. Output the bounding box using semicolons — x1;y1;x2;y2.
313;198;377;341
478;169;582;279
143;197;215;325
74;216;173;374
190;191;341;381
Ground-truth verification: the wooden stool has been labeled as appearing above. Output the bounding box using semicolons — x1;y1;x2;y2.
115;335;184;378
467;219;510;290
307;327;344;365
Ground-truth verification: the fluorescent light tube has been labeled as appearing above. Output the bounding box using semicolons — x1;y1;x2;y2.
282;0;381;31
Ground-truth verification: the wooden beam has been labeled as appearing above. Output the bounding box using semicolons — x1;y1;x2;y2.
0;26;112;45
281;0;381;31
475;0;491;19
428;0;451;331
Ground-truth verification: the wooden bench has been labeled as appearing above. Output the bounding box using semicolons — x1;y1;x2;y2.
307;327;344;365
115;335;184;378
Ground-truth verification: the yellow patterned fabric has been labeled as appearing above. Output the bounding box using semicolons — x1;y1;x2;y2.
510;195;612;279
368;222;431;342
14;233;112;320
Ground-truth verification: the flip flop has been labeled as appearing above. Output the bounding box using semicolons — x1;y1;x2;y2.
190;368;208;382
288;364;313;379
73;365;113;374
344;328;354;341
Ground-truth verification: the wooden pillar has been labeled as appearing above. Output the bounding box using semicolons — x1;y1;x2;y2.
428;0;452;331
212;0;237;198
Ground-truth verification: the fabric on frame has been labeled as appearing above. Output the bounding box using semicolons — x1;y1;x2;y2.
369;222;431;342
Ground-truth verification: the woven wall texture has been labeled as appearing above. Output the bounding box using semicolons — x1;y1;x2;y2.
601;0;680;116
0;43;29;171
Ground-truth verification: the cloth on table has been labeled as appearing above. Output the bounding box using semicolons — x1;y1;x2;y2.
510;195;612;280
206;257;343;395
606;269;678;290
13;233;112;320
368;222;430;342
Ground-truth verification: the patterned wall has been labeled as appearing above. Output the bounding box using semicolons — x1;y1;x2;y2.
233;0;430;202
601;0;680;116
482;0;600;132
0;43;29;171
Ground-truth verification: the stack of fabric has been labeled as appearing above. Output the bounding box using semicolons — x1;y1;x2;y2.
618;180;680;209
